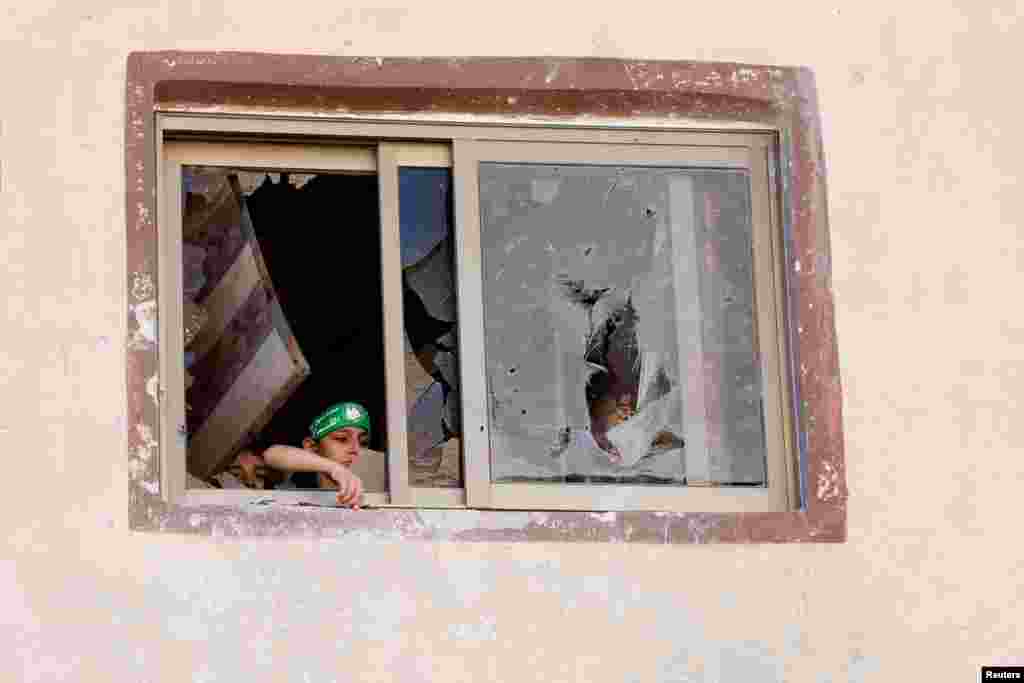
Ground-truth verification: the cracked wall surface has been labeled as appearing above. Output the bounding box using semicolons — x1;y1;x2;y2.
3;1;1023;681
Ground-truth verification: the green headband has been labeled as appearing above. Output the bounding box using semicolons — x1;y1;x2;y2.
309;402;371;442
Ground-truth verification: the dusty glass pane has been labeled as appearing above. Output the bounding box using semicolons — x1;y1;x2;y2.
398;167;462;488
480;163;766;486
182;167;388;494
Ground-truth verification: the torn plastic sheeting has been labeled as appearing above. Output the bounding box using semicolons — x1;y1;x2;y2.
606;385;684;468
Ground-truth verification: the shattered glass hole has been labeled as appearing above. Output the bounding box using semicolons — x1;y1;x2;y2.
480;161;767;487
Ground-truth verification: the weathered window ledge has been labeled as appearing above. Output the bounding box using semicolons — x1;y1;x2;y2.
126;52;846;543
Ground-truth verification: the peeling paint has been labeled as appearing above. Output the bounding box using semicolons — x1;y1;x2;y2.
732;67;759;83
145;374;159;406
544;62;560;84
817;461;840;501
686;513;720;543
423;509;543;535
128;457;145;478
134;423;157;463
128;299;157;349
447;617;497;642
131;272;155;301
847;650;882;683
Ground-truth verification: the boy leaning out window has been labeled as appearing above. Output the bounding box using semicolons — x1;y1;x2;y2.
218;402;376;508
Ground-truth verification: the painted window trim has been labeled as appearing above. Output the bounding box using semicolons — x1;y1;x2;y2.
126;52;846;542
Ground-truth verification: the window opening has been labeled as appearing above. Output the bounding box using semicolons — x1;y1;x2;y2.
180;166;389;492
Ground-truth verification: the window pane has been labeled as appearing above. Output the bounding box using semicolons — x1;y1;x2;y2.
480;163;766;487
182;167;388;493
398;167;462;488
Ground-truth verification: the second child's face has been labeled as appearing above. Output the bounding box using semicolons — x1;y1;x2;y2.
315;427;369;467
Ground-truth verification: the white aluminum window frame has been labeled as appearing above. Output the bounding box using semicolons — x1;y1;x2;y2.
156;113;796;513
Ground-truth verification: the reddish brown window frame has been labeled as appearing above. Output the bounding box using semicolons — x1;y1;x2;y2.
125;52;846;542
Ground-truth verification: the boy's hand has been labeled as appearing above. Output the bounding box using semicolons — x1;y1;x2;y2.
326;463;364;509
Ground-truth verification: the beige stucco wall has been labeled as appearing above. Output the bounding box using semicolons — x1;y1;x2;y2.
3;2;1021;680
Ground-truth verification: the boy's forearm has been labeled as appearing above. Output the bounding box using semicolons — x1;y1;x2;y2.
263;445;332;474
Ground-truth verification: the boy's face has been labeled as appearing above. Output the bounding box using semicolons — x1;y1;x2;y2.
306;427;369;467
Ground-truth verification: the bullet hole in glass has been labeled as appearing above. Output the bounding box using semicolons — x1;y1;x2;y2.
521;409;527;415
